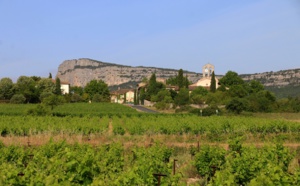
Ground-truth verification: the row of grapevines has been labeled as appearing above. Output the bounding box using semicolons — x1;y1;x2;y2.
112;114;300;136
0;141;179;185
0;116;109;136
1;114;300;138
0;103;139;117
194;140;300;185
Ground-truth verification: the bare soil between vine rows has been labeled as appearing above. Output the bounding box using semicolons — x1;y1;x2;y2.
1;134;300;150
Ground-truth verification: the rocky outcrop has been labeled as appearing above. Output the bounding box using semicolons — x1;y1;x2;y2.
56;58;201;87
56;58;300;88
240;69;300;87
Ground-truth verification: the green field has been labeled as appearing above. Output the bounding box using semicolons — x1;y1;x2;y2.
0;103;139;116
1;103;300;185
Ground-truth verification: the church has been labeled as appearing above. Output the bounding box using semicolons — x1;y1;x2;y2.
189;63;219;90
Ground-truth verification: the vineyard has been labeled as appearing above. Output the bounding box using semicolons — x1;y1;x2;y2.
0;103;300;185
1;114;300;143
0;103;139;117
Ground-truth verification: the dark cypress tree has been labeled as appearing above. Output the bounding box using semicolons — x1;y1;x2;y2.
178;69;184;89
134;89;137;105
55;77;62;95
140;88;145;105
123;93;126;104
185;74;189;88
49;73;52;79
210;71;216;93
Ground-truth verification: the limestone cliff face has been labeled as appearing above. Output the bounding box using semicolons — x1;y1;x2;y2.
57;58;300;88
56;58;201;87
240;69;300;87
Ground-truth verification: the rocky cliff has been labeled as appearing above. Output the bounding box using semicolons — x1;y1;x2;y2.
240;69;300;87
56;58;300;90
56;58;201;87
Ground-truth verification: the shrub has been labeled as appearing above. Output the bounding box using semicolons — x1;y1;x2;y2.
175;105;191;113
154;101;171;110
26;104;50;116
202;105;220;116
113;126;125;135
40;92;53;102
10;94;26;104
92;93;108;102
189;108;201;115
42;95;65;110
71;93;82;102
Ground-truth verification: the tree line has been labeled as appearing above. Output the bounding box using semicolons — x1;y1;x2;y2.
1;69;299;114
137;69;300;114
0;75;110;103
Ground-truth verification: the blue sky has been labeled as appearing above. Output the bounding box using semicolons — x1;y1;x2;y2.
1;0;300;81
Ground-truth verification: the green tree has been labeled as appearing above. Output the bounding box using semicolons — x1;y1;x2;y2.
15;76;39;103
219;71;244;87
191;86;209;97
248;80;264;94
145;73;165;100
190;94;205;106
151;89;173;103
134;89;137;105
185;74;189;88
146;73;157;98
226;98;246;114
84;80;110;102
246;90;276;112
30;76;41;82
42;94;65;110
178;69;184;89
290;97;300;112
166;77;177;85
166;69;191;87
151;89;173;110
190;87;208;106
48;73;52;79
169;89;178;100
210;71;216;93
205;91;230;105
139;87;146;105
70;86;84;95
123;93;127;103
39;92;54;102
0;78;14;100
37;78;55;95
55;77;62;95
174;87;190;107
228;85;248;98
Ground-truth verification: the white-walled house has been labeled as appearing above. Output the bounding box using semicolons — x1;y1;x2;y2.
52;79;70;94
60;81;70;94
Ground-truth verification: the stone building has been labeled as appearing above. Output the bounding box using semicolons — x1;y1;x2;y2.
110;89;135;104
189;63;219;90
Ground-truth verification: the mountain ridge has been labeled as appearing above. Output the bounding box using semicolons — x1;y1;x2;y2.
56;58;201;88
56;58;300;97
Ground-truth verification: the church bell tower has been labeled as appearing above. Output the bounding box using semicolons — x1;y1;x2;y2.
202;63;215;78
